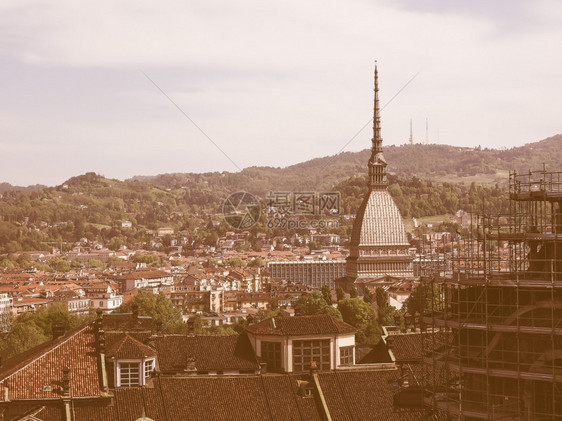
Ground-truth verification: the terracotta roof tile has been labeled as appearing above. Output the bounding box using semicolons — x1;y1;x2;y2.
0;325;103;401
106;334;156;359
152;334;258;372
246;314;356;336
318;371;422;421
1;369;426;420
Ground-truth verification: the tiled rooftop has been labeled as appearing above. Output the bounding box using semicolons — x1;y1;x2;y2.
2;370;421;421
0;325;103;401
106;334;157;360
245;314;356;336
151;334;258;372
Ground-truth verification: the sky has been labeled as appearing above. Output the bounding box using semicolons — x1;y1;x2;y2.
1;0;561;186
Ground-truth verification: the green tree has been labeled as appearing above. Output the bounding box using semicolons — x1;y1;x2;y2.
0;323;48;359
106;255;122;266
252;308;282;324
0;258;16;268
0;303;91;360
338;298;381;345
375;287;395;326
321;285;332;306
225;257;247;268
204;258;219;268
404;282;444;316
16;253;33;269
48;257;71;272
248;257;265;267
132;253;163;266
87;258;105;269
363;288;372;304
336;287;345;302
116;291;184;334
349;286;358;298
294;291;342;320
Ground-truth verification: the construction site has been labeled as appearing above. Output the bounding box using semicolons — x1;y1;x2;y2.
419;168;562;420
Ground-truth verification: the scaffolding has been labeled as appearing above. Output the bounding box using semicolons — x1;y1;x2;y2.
421;168;562;420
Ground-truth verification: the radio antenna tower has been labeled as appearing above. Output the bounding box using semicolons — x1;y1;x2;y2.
408;119;413;145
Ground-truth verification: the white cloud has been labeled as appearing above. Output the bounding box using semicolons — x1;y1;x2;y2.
1;0;561;185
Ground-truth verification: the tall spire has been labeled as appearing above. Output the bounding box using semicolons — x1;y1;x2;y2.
368;62;388;190
372;63;383;154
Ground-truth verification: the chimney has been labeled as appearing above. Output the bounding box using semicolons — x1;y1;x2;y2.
52;324;65;339
414;311;420;332
62;367;70;397
185;356;196;372
97;329;106;353
309;361;318;374
386;336;394;351
187;318;195;335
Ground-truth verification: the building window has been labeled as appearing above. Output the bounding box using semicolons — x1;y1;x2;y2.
119;362;140;387
293;339;330;372
340;346;354;366
261;341;282;372
144;359;154;380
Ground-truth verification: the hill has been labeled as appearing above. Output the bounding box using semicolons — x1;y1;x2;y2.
137;135;562;194
0;136;559;254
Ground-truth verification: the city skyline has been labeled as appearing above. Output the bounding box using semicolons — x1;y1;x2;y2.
1;0;562;186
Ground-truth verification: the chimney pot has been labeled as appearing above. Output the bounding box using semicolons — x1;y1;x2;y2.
62;367;70;397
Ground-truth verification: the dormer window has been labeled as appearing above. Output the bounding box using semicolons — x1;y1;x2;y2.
106;334;158;388
119;362;141;387
144;359;155;380
116;358;156;387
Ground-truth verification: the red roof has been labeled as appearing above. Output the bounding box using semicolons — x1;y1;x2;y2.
106;334;156;359
246;314;356;337
152;334;258;372
0;325;104;401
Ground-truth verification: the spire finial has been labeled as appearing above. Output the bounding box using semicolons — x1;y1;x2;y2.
373;62;382;154
368;62;388;190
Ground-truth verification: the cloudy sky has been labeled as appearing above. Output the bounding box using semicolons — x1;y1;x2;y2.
1;0;561;186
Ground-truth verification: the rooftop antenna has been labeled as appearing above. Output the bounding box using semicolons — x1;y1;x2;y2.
408;118;413;145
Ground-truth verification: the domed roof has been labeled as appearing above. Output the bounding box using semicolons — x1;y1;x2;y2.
350;190;409;247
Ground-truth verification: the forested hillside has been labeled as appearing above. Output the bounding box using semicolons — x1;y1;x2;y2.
0;136;558;253
137;135;561;194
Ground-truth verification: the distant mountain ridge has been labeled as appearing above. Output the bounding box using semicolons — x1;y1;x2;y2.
0;183;46;194
132;135;562;195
